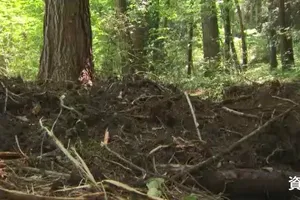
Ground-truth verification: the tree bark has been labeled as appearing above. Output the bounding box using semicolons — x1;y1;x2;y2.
279;0;294;70
234;0;248;69
222;0;240;69
116;0;133;74
256;0;262;31
223;0;231;62
268;0;278;70
187;20;194;75
148;0;163;71
201;0;220;62
38;0;93;84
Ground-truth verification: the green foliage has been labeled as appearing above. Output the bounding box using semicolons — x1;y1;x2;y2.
0;0;43;79
1;0;300;99
183;194;198;200
146;178;165;198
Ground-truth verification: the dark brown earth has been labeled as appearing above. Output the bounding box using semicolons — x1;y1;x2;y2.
0;76;300;200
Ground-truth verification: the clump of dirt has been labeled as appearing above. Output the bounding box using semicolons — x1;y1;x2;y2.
0;76;300;199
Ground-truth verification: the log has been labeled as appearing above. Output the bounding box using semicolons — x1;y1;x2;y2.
193;168;300;199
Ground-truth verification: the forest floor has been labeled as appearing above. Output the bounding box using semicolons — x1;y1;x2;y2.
0;76;300;200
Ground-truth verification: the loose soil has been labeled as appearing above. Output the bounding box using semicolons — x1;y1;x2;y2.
0;76;300;200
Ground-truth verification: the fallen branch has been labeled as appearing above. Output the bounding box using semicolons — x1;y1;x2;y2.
0;186;108;200
222;106;259;119
0;152;22;160
18;167;70;178
272;95;299;106
0;186;83;200
184;92;206;144
195;168;300;197
173;105;295;178
39;95;100;191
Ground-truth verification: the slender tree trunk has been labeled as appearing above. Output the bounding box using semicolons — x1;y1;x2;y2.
256;0;262;31
201;0;220;62
222;0;240;69
39;0;93;84
278;0;294;70
163;0;170;28
234;0;248;69
116;0;133;74
230;37;240;69
130;0;149;73
223;0;231;61
268;0;278;69
149;0;163;71
115;0;130;73
187;20;194;75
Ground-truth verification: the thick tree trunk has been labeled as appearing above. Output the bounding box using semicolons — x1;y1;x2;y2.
201;0;220;61
279;0;294;70
39;0;93;84
234;0;248;69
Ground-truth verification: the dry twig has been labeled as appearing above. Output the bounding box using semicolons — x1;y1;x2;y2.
222;106;259;119
272;96;299;106
184;92;206;144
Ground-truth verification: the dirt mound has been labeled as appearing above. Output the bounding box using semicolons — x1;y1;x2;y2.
0;77;300;199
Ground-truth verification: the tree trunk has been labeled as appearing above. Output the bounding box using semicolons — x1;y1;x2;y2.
255;0;262;31
279;0;294;70
223;0;231;61
148;0;163;71
130;0;149;73
131;26;149;72
187;20;194;75
222;0;240;69
268;0;278;70
201;0;220;62
38;0;93;84
116;0;133;74
234;0;248;69
230;38;240;70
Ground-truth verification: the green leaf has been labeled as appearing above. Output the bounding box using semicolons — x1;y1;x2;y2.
146;178;165;198
183;194;198;200
146;178;165;189
147;188;162;197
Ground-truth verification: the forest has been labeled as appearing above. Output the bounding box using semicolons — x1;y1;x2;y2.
1;0;300;200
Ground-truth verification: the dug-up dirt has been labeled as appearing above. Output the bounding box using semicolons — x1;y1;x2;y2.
0;76;300;200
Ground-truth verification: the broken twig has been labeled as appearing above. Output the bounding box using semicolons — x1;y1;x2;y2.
184;92;206;144
222;106;259;119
